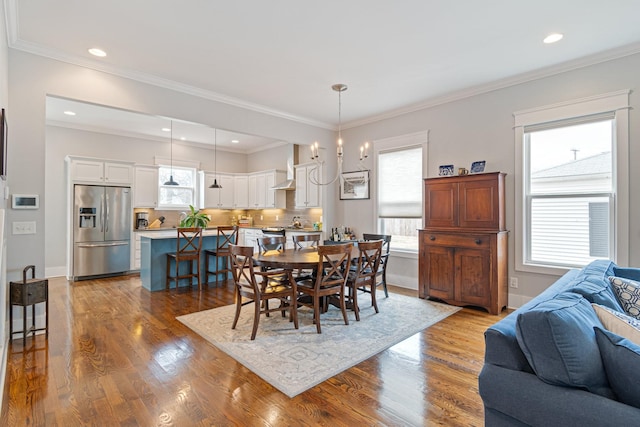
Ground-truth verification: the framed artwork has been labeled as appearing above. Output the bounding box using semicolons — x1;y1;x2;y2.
0;108;7;180
340;170;370;200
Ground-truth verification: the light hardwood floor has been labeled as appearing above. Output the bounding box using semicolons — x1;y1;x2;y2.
1;275;509;426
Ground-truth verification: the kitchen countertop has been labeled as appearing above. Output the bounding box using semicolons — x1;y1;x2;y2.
137;229;220;239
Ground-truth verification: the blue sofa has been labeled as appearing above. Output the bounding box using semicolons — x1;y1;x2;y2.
479;260;640;426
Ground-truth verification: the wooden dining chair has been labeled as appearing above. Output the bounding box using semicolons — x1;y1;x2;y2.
292;233;321;280
292;233;321;250
229;244;298;340
362;233;392;297
346;240;383;321
257;235;286;253
204;225;238;286
166;227;203;290
296;243;353;333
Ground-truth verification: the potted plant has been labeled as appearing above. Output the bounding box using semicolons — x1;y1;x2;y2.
179;205;210;228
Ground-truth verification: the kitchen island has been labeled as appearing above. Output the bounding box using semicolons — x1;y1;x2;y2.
138;228;224;291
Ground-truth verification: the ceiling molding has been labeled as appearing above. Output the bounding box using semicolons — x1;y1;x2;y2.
343;41;640;130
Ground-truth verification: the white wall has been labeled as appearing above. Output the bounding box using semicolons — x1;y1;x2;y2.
7;50;336;283
340;52;640;306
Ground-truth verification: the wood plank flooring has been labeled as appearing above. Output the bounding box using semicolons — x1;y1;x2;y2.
1;275;509;426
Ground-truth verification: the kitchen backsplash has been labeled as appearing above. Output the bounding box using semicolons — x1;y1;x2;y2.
135;192;322;230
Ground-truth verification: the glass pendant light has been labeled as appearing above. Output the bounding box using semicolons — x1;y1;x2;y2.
164;120;179;186
209;128;222;188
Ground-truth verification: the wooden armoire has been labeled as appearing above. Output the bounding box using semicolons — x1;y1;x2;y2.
418;172;507;314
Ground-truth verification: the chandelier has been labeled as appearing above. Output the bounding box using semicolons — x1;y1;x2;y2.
309;84;369;186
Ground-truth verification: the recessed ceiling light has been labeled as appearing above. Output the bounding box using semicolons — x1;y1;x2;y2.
543;33;563;44
63;111;76;116
180;137;186;141
231;139;239;144
88;48;107;57
161;128;171;132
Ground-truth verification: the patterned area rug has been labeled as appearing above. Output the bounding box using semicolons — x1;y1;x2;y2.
176;293;460;397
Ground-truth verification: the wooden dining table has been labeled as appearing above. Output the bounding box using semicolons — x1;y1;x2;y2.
252;247;322;271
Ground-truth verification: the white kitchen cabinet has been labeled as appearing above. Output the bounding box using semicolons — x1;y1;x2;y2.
133;232;142;270
234;175;249;208
240;228;262;253
133;165;159;207
248;170;286;209
200;172;235;208
67;156;134;185
295;163;322;208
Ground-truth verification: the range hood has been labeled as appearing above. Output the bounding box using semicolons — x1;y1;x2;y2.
272;144;298;190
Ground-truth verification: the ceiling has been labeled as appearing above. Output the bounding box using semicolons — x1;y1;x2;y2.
9;1;640;152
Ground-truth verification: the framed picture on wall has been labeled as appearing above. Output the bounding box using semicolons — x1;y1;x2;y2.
340;170;370;200
0;108;7;180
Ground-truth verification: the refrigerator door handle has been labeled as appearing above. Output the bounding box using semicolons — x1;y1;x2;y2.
77;241;129;248
105;192;110;233
100;193;105;232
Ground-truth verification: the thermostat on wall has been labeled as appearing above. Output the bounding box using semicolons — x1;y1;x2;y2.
12;194;39;209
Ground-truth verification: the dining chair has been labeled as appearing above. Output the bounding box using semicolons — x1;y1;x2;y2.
292;233;321;250
204;225;238;286
296;243;353;333
292;233;321;280
166;227;203;290
346;240;383;321
362;233;392;297
257;235;286;253
229;244;298;340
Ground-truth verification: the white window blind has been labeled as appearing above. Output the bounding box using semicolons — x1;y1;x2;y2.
378;146;422;218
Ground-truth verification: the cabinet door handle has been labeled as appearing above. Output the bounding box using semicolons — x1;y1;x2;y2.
429;235;436;241
475;239;482;245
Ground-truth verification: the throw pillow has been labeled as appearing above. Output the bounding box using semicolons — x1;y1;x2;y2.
613;266;640;282
515;292;613;398
594;327;640;409
608;276;640;319
591;304;640;346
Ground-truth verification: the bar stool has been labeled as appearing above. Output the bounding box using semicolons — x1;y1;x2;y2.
204;226;238;286
166;227;203;290
10;265;48;343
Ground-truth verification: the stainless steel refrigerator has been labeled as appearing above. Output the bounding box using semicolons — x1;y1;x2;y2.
73;184;131;280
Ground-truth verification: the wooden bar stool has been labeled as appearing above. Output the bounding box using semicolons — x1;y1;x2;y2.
10;265;49;343
166;227;203;290
204;226;238;286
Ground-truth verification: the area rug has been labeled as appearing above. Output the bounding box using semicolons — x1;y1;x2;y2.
176;293;460;397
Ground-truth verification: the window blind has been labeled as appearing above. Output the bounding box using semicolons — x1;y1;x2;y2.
378;146;422;218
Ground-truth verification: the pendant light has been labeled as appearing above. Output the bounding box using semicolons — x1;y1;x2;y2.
164;120;179;186
209;128;222;188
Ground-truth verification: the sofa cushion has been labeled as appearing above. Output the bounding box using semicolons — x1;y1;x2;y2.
594;327;640;409
563;260;623;311
592;304;640;345
613;266;640;282
609;276;640;319
515;292;613;398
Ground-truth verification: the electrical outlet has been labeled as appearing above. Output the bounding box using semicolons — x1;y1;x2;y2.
260;215;264;220
510;277;518;288
276;215;279;221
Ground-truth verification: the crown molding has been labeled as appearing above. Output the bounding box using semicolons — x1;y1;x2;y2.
343;41;640;129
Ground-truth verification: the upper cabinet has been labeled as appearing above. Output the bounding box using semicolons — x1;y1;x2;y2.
248;170;286;209
424;172;505;231
295;163;321;208
67;156;134;185
200;172;235;209
234;175;249;209
133;165;159;208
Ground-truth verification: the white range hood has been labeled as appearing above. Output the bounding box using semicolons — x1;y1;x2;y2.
272;144;298;190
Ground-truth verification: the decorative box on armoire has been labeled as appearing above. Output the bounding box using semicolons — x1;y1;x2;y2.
418;172;507;314
10;265;49;343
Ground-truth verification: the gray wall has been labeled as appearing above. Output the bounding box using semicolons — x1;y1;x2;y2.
339;52;640;306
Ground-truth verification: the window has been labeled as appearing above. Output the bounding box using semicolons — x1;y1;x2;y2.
525;118;613;268
157;165;197;209
514;90;630;273
376;135;425;252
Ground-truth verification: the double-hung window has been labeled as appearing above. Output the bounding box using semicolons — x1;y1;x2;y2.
514;91;630;273
157;165;197;209
375;132;427;252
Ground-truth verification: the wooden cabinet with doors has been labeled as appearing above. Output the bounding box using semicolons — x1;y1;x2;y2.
419;172;507;314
